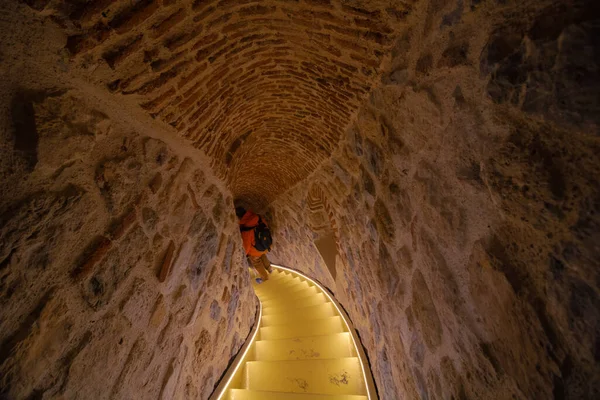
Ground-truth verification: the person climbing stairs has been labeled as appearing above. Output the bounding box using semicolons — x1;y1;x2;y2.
212;266;375;400
236;206;273;283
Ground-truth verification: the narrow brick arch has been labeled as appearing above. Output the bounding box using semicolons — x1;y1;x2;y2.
59;0;411;208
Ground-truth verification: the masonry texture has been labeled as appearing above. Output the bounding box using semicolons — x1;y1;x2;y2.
0;87;257;398
1;0;599;399
269;0;600;398
52;0;410;207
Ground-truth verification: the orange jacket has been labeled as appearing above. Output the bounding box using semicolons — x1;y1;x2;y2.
239;210;267;257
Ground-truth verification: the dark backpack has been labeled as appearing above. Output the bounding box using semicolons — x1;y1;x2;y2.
241;217;272;252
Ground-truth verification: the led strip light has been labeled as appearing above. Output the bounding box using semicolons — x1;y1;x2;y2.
212;263;375;400
214;300;263;400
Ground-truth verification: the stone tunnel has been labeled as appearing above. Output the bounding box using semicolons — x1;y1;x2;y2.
0;0;599;398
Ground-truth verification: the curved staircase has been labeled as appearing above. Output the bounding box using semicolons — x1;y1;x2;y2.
210;265;377;400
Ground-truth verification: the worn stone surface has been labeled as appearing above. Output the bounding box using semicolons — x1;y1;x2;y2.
268;0;600;399
0;87;256;398
1;0;599;399
19;0;415;208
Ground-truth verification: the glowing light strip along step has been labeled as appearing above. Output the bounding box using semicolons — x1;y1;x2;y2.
210;264;378;400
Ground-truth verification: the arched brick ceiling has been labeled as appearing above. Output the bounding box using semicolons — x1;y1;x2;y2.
61;0;410;207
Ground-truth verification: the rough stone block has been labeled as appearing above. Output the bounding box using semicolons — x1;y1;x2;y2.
72;236;112;280
149;172;162;194
109;208;137;240
158;240;176;282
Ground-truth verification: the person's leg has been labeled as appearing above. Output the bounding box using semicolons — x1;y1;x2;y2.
250;256;269;281
260;254;272;273
247;264;258;279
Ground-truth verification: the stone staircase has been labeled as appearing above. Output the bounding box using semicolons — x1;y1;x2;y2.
213;267;375;400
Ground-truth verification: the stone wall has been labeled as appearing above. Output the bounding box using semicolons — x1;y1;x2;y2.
269;0;600;398
22;0;415;208
0;88;256;398
2;0;599;399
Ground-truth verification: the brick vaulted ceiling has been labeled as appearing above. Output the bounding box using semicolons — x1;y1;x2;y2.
59;0;410;207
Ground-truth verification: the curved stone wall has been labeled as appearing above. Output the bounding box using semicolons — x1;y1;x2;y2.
0;89;257;399
55;0;413;207
0;5;258;396
268;0;600;398
2;0;599;399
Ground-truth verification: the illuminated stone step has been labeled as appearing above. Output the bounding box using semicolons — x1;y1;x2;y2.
244;357;366;395
256;273;303;288
254;332;355;361
260;285;319;304
261;302;336;327
259;316;345;340
257;279;313;297
261;293;328;315
228;389;368;400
